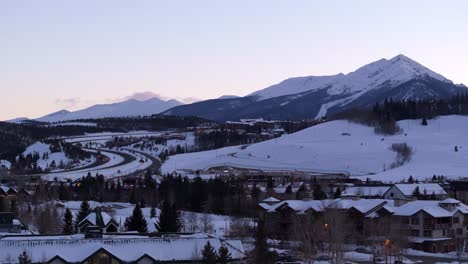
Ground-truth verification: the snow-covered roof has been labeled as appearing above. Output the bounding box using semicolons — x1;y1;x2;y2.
393;183;447;196
262;197;280;203
341;186;390;197
0;185;16;194
0;160;11;170
389;200;468;217
329;199;391;214
0;233;245;263
440;198;461;204
78;209;116;227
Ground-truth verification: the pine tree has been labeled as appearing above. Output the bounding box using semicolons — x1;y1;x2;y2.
421;117;428;126
413;186;421;199
253;221;275;264
217;245;232;264
75;201;91;231
333;187;342;199
126;204;148;233
285;185;292;194
156;200;181;232
18;250;31;264
150;206;156;218
313;184;326;200
201;241;217;264
408;175;414;183
455;146;459;152
62;208;74;234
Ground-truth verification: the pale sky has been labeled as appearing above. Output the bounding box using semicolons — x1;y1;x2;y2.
1;0;467;120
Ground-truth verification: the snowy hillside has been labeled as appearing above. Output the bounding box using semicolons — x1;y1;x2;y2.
36;98;183;122
162;115;468;183
20;142;72;170
250;54;450;100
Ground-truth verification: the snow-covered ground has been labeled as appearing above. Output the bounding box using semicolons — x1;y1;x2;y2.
21;142;71;171
162;115;468;183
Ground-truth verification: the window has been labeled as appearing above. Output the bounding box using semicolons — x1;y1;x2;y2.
423;230;432;237
411;217;419;225
457;228;463;235
410;229;419;236
390;192;394;197
453;217;460;224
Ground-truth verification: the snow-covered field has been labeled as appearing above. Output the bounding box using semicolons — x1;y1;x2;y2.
162;115;468;183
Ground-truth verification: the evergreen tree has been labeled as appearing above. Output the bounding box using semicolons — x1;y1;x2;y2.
312;184;326;200
18;250;31;264
253;221;275;264
75;201;91;229
333;187;342;199
62;208;74;234
150;206;157;218
408;175;414;183
156;200;181;232
217;245;232;264
413;186;421;199
201;241;217;264
432;175;437;182
455;146;459;152
126;204;148;233
421;117;428;126
285;185;292;194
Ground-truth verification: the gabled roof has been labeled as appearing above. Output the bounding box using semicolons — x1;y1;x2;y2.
393;183;447;196
389;200;467;218
329;199;391;214
341;186;390;197
78;208;117;228
262;197;280;203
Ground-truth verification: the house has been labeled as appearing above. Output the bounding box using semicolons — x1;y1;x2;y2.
0;233;246;264
375;198;468;253
341;186;391;199
77;207;119;233
383;183;448;200
258;198;391;241
0;185;17;197
0;212;31;236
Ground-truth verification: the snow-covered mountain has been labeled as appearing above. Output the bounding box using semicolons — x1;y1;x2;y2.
250;54;449;100
164;54;467;121
36;98;183;123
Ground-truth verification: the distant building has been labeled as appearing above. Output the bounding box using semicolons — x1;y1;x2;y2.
0;233;246;264
0;212;31;236
341;186;391;199
77;207;119;233
383;183;448;200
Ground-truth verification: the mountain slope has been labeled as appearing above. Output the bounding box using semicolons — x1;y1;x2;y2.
37;98;183;122
161;115;468;183
164;54;467;121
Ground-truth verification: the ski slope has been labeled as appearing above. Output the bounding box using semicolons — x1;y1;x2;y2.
162;115;468;183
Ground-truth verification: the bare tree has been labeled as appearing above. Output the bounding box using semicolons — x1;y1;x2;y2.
199;213;214;234
292;213;321;264
228;217;251;243
321;208;352;264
